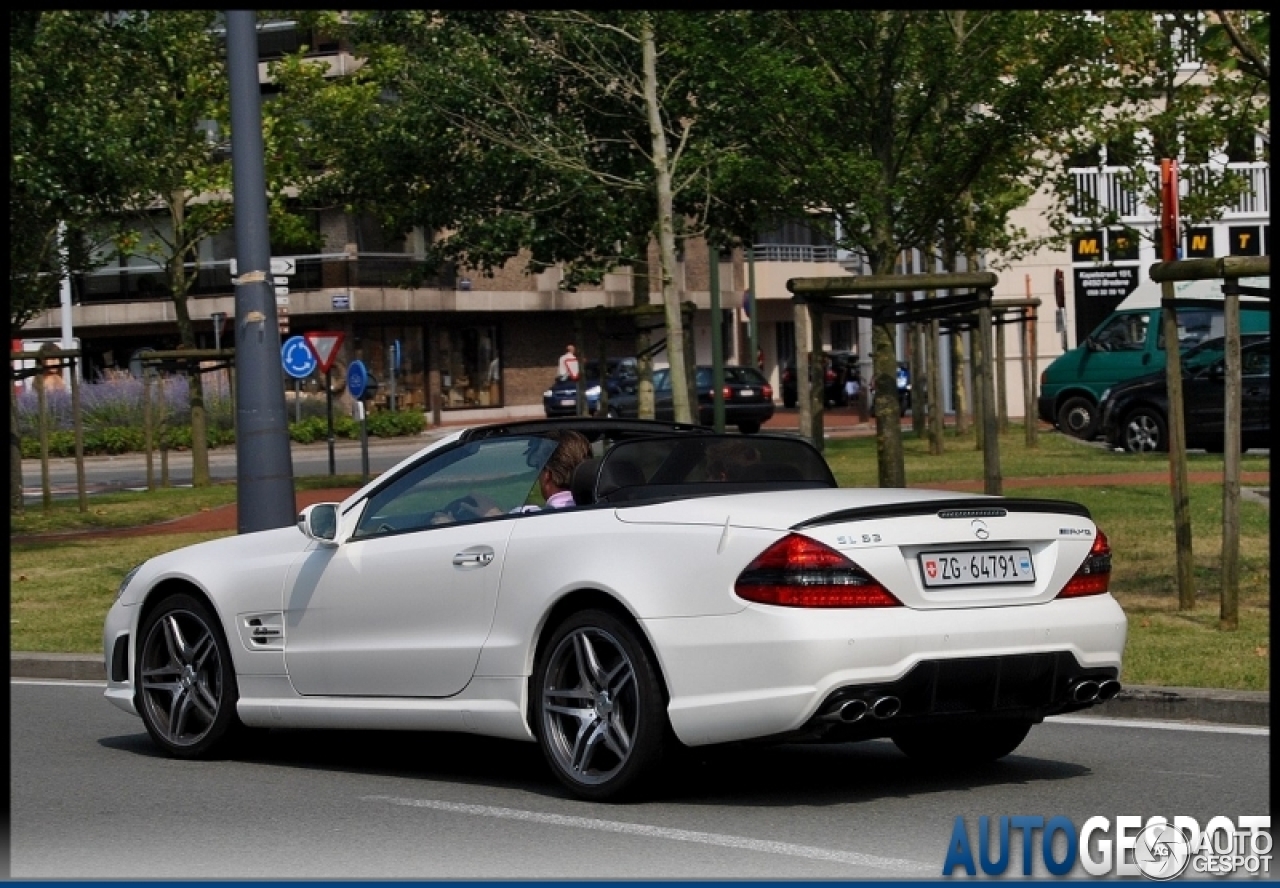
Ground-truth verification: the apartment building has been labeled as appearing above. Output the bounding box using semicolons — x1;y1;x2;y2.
20;16;1269;423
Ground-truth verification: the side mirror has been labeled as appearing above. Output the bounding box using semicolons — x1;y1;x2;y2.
297;503;340;546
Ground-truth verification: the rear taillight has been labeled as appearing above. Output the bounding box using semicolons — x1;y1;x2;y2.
762;384;773;399
722;385;733;399
735;533;902;608
1057;529;1112;598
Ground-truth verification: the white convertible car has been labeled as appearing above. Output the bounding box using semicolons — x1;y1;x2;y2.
104;418;1126;801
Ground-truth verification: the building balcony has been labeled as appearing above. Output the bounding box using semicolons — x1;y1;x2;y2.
72;253;457;305
1068;161;1269;225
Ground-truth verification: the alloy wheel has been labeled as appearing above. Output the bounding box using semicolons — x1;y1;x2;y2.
138;605;226;749
540;626;640;787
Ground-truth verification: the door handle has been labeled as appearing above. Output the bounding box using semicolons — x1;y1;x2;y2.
452;546;495;568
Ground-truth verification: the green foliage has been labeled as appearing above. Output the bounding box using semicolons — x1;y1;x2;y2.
366;409;427;438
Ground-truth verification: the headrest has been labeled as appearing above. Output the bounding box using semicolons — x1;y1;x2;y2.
571;457;602;506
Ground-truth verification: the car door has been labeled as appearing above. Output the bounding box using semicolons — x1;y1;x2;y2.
282;435;553;697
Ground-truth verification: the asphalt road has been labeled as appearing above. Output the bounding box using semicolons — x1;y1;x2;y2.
9;680;1270;880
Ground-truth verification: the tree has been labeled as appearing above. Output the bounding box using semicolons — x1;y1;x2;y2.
102;12;320;487
10;11;168;512
695;11;1104;486
277;11;730;423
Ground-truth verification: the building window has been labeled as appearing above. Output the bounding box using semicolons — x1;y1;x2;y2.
775;321;796;364
437;324;501;409
831;320;854;352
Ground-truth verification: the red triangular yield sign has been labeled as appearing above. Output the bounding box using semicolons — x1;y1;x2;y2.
304;331;346;373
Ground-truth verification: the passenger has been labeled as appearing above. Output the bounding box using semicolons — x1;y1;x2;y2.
706;440;761;482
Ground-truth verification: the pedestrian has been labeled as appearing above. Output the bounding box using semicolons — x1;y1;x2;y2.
557;344;580;380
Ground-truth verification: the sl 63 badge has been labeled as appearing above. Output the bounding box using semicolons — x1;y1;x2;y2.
836;533;882;545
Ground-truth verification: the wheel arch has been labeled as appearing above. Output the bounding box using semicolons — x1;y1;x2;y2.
525;588;673;730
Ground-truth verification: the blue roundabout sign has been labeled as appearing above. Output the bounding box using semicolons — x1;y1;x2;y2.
281;335;318;380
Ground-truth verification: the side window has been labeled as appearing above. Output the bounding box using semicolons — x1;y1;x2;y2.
653;369;671;392
1093;313;1147;351
1243;347;1269;376
352;436;552;538
1159;309;1220;349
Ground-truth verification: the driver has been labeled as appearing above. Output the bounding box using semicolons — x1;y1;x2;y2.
530;429;592;509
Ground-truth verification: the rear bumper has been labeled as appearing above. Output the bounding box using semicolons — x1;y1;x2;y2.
645;594;1126;747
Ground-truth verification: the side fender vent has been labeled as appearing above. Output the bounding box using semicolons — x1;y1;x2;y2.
239;612;286;651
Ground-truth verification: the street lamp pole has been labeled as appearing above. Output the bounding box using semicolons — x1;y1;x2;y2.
226;10;295;533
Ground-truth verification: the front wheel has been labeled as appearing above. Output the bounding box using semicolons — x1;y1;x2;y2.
891;719;1033;766
1057;396;1099;440
135;593;247;759
1121;406;1167;453
533;609;669;801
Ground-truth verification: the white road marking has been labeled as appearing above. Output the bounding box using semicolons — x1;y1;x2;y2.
11;679;105;688
1051;714;1268;736
363;794;934;873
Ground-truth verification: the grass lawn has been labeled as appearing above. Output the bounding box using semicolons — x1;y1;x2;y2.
10;427;1270;689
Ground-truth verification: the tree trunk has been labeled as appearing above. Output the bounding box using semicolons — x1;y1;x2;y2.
168;191;210;487
10;380;23;515
631;234;655;420
642;19;691;424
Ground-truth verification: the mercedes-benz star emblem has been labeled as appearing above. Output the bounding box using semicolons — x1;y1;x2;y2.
971;519;989;540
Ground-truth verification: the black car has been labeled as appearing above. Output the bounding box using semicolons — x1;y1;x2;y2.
780;351;858;408
1099;335;1270;453
610;365;776;434
542;357;638;418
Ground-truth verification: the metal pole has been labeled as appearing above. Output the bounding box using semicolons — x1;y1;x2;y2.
227;10;296;532
326;368;336;476
710;245;725;432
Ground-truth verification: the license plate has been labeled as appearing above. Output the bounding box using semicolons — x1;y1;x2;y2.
558;398;576;407
919;548;1035;587
738;388;754;397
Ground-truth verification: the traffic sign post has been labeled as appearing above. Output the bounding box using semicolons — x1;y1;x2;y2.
348;359;371;481
281;336;318;424
303;331;345;476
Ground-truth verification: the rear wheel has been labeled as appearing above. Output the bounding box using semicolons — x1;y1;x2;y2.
892;720;1033;766
135;593;247;759
1121;407;1167;453
1057;396;1099;440
533;609;669;801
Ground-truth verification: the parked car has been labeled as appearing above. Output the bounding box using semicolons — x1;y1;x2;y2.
1099;335;1271;453
781;351;858;408
611;365;776;433
543;357;638;417
1038;277;1271;441
104;416;1125;801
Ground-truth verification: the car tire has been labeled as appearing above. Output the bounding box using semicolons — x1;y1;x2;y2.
1121;406;1167;453
135;592;248;759
891;719;1033;766
1057;396;1099;440
783;394;796;409
737;420;761;435
533;609;669;801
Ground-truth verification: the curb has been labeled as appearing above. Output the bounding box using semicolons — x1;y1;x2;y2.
11;652;1268;727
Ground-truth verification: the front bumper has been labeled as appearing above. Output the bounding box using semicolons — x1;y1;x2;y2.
1037;395;1056;425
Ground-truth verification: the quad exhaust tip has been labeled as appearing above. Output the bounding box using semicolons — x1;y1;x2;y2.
1070;679;1100;703
871;696;901;720
1096;679;1122;701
